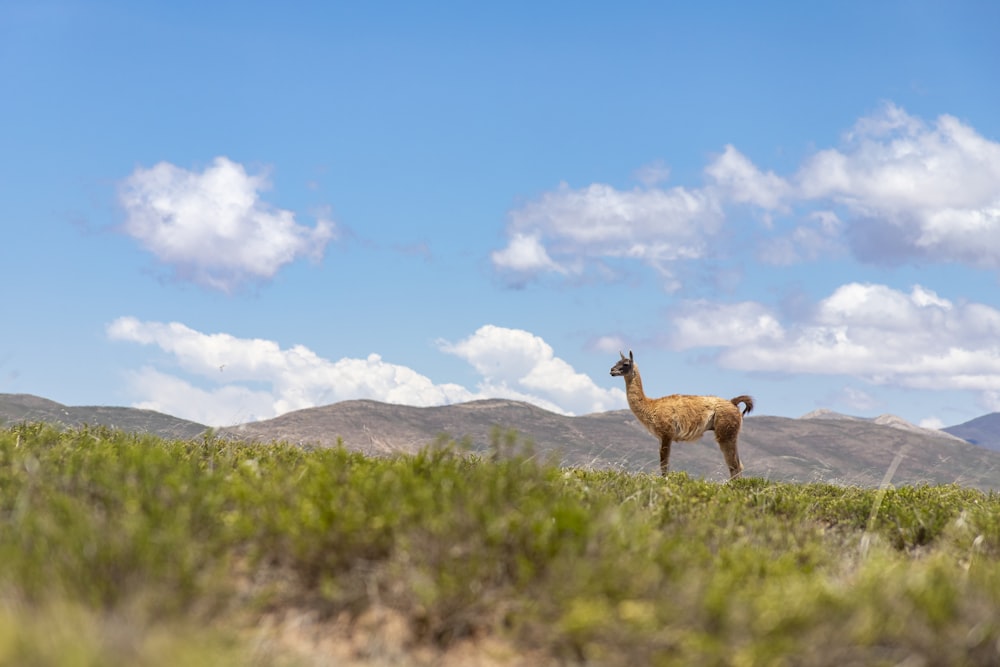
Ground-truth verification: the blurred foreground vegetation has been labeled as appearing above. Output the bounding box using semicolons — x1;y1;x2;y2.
2;423;1000;665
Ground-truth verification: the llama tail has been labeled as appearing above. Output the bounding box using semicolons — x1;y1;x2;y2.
730;395;754;416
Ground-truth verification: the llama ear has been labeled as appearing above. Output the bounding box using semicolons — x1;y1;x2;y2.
629;350;634;362
619;351;626;360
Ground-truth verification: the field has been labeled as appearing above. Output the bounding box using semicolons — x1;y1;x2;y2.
2;423;1000;666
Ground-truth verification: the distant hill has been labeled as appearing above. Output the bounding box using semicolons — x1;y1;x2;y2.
944;413;1000;451
801;409;968;442
219;399;1000;491
5;393;1000;491
0;393;209;440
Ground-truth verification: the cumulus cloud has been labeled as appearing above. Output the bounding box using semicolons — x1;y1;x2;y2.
107;318;624;425
108;317;474;424
919;416;946;430
705;144;792;211
666;283;1000;405
669;301;785;349
121;366;276;426
118;156;336;292
797;102;1000;268
490;145;793;288
493;104;1000;284
438;325;625;415
492;180;725;287
490;233;566;275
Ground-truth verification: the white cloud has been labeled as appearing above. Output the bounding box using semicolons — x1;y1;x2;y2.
667;283;1000;404
494;104;1000;284
490;233;566;274
122;366;276;426
797;103;1000;268
108;318;624;425
493;180;724;287
108;317;474;424
669;301;785;349
438;325;626;415
118;156;336;292
919;417;946;430
705;144;792;211
491;146;796;288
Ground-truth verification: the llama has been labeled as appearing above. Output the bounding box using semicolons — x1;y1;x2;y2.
610;350;753;479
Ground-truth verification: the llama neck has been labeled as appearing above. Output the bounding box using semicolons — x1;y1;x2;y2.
624;369;650;412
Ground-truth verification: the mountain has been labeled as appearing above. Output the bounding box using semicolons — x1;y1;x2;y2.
5;393;1000;491
0;393;209;440
218;399;1000;491
943;413;1000;452
801;409;968;442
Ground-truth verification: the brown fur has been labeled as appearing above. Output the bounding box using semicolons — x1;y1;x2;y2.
610;350;753;479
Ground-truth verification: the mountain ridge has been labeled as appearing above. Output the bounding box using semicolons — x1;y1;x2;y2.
215;399;1000;489
0;392;209;440
943;412;1000;452
800;408;967;442
4;393;1000;490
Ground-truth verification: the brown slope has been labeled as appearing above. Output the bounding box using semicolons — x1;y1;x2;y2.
6;391;997;490
0;393;210;440
219;399;1000;490
218;399;639;464
739;416;1000;489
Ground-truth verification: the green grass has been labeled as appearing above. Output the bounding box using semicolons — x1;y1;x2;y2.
2;422;1000;665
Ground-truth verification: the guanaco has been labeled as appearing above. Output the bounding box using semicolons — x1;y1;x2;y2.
610;350;752;479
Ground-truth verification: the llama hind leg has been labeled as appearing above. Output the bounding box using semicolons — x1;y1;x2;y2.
716;434;744;480
659;437;672;477
721;440;743;479
713;413;744;480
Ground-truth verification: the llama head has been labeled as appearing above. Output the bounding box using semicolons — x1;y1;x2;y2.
609;350;635;378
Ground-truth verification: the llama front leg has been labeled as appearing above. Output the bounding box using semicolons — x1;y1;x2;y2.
659;437;672;476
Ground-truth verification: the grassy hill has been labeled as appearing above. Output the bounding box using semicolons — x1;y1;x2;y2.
4;422;1000;665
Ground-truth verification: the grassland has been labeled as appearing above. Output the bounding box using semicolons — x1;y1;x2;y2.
2;423;1000;666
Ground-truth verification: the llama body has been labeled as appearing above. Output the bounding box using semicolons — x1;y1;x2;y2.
610;351;752;479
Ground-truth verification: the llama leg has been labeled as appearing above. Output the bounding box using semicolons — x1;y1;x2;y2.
716;435;743;479
659;437;672;476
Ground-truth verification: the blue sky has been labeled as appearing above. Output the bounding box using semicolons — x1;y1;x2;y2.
3;1;1000;430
